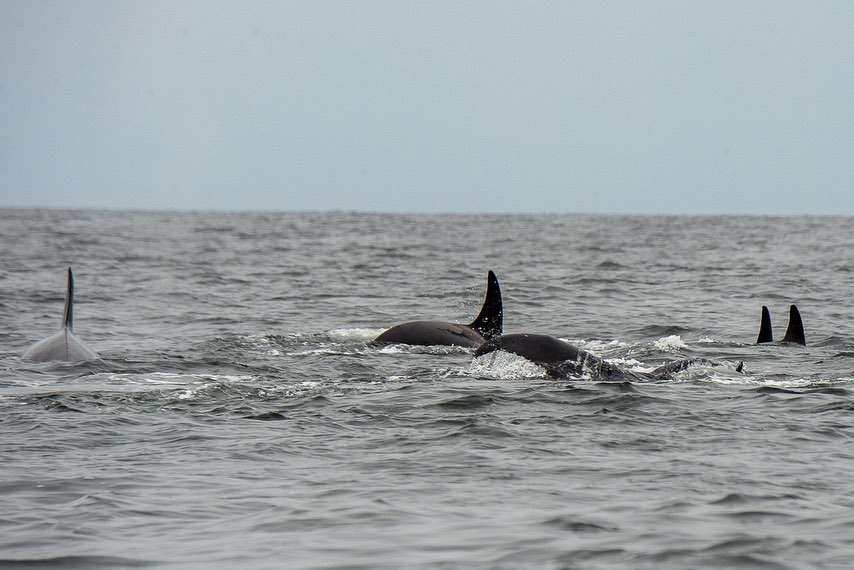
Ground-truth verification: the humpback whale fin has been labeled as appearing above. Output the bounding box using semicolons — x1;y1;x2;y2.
63;267;74;330
781;304;806;346
756;305;773;344
467;270;503;340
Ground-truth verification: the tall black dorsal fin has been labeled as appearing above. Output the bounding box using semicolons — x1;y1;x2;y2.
468;270;503;340
63;267;74;331
781;304;806;346
756;305;773;344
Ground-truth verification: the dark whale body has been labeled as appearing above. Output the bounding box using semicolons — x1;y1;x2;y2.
475;333;635;380
373;271;502;348
756;305;806;346
22;268;99;362
475;333;740;381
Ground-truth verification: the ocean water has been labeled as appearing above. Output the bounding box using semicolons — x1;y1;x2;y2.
1;209;854;568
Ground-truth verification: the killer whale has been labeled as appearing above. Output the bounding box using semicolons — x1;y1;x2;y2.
756;305;805;346
22;268;99;362
474;333;742;381
373;270;502;348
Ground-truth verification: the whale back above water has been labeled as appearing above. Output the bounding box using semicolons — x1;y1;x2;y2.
374;321;486;347
22;268;99;362
373;270;503;348
475;333;581;363
476;333;742;381
756;305;806;346
475;333;638;381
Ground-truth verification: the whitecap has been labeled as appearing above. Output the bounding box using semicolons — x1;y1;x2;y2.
654;335;687;351
328;328;384;340
469;350;547;380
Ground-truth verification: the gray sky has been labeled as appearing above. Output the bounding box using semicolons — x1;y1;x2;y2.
2;1;853;215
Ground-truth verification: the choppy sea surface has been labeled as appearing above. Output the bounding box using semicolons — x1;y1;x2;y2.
2;209;854;568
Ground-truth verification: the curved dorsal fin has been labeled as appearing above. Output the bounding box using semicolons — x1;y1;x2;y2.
468;270;503;340
756;305;773;344
63;267;74;331
781;304;806;346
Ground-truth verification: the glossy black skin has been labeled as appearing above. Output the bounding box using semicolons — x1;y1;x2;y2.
475;333;637;380
374;321;485;348
373;270;503;348
475;333;738;381
757;305;806;346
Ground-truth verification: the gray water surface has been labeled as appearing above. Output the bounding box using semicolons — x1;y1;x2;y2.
2;209;853;568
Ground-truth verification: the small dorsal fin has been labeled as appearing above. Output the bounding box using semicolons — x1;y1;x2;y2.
756;305;773;344
781;304;806;346
468;270;503;340
63;267;74;331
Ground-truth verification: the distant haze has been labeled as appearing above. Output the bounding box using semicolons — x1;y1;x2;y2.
2;1;853;215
